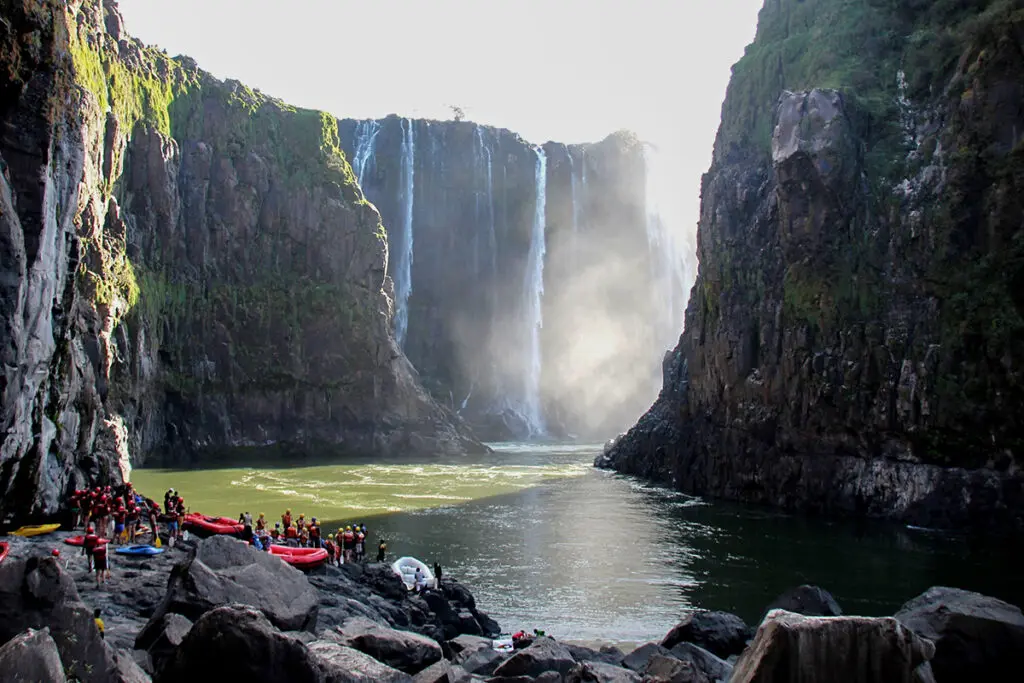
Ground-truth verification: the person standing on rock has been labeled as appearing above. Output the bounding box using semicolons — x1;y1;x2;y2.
93;540;110;586
148;503;160;544
377;539;387;563
434;562;443;584
282;509;292;530
83;526;99;572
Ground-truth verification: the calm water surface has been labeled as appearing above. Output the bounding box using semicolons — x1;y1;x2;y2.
133;443;1024;643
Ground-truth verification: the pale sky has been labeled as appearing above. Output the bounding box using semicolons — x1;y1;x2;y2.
118;0;762;269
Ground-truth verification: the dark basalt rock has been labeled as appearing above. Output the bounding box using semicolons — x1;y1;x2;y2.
764;585;842;618
659;611;752;659
731;610;935;683
599;0;1024;533
134;613;192;673
895;586;1024;682
642;655;709;683
307;639;412;683
154;605;322;683
333;616;444;675
566;660;643;682
0;557;117;682
0;628;67;683
490;637;577;679
148;536;319;632
620;642;673;672
667;643;732;682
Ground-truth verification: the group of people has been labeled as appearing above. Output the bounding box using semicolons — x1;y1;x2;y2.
69;482;162;546
237;508;388;567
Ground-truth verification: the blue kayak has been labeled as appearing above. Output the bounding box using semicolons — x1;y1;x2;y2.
115;545;164;557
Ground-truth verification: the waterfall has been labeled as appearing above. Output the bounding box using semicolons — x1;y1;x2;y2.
394;118;416;348
522;146;548;437
475;126;498;280
352;120;381;187
643;145;691;349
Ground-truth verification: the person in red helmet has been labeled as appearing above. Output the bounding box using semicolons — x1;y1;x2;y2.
83;526;99;572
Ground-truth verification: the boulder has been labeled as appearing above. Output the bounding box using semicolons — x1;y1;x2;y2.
308;639;413;682
335;616;443;674
114;648;152;683
448;634;493;656
667;643;732;682
153;535;318;631
894;586;1024;682
621;642;672;672
490;637;577;679
0;557;117;682
154;604;322;683
455;646;505;676
643;655;709;683
564;643;625;666
567;660;642;682
660;610;752;659
412;658;474;683
134;613;193;669
765;585;842;617
730;609;935;683
357;563;410;602
0;628;67;683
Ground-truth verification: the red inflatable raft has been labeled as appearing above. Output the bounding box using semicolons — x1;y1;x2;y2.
0;541;8;564
268;544;328;570
183;514;244;537
63;536;111;547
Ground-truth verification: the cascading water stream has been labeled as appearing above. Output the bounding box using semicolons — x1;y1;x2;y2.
522;147;548;437
352;120;381;187
394;118;416;348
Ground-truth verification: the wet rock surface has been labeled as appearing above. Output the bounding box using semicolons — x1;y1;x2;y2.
659;610;752;659
765;584;843;618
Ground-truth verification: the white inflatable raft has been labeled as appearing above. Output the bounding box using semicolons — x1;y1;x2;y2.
391;556;436;590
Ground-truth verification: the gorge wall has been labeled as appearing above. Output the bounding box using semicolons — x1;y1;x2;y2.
0;0;483;523
338;119;688;440
600;0;1024;530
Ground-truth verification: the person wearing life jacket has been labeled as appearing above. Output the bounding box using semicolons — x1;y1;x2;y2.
113;506;126;544
93;540;109;586
282;509;292;529
324;534;336;563
296;514;306;533
148;503;160;544
354;527;365;562
94;609;105;639
342;526;355;563
285;523;299;547
271;523;281;541
309;518;321;548
377;539;387;563
70;490;82;529
256;513;266;532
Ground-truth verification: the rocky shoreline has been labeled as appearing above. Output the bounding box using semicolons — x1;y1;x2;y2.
2;533;1022;682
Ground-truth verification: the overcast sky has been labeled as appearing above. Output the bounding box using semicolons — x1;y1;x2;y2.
118;0;763;263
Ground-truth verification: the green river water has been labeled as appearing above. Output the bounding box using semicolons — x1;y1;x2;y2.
132;442;1024;643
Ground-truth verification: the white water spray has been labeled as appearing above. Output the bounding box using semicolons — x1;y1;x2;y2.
522;146;548;437
394;118;416;348
352;120;381;187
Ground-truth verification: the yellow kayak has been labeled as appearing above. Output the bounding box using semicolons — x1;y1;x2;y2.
10;523;60;537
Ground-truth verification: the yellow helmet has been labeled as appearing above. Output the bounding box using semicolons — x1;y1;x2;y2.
299;513;305;518
258;513;264;517
346;526;351;531
286;509;291;513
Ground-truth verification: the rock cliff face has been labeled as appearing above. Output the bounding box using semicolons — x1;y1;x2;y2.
338;119;679;439
600;0;1024;530
0;0;481;523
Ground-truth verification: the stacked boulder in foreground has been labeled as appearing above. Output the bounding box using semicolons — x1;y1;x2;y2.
1;538;1023;682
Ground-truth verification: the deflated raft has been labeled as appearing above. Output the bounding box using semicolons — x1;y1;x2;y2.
268;544;329;569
